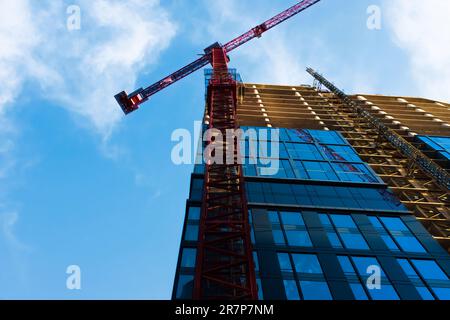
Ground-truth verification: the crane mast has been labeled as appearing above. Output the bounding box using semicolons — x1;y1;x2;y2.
115;1;322;300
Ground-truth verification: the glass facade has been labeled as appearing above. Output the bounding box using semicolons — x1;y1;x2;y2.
417;135;450;161
174;128;450;300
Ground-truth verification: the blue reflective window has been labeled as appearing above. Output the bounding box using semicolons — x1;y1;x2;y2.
332;163;377;183
337;256;369;300
319;214;343;248
278;253;292;272
299;281;332;300
349;283;369;300
309;130;345;145
256;278;264;300
322;145;361;162
286;143;323;160
253;252;260;273
330;215;369;250
268;211;280;224
283;280;301;300
292;254;323;274
188;207;201;221
280;211;304;226
380;217;426;253
190;178;203;201
272;229;286;245
285;230;312;247
176;275;194;299
250;226;256;244
368;216;400;251
243;162;257;177
380;217;409;231
338;256;355;275
351;256;399;300
330;214;356;228
303;161;338;181
411;260;449;281
397;259;434;300
292;160;309;179
181;248;197;268
184;225;199;241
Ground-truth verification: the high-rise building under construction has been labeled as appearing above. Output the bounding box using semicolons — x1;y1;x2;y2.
172;69;450;300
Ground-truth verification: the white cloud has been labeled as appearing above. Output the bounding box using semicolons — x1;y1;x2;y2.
385;0;450;102
0;211;28;252
0;0;177;137
200;0;315;85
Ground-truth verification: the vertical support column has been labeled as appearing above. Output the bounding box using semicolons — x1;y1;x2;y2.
193;48;258;299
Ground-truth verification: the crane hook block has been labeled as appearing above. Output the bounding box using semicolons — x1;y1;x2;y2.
115;91;142;115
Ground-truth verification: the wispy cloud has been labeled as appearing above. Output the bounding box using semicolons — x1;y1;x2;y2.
0;0;177;138
0;211;28;252
385;0;450;102
199;0;313;85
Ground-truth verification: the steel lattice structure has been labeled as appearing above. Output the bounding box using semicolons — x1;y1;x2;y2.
307;68;450;191
115;1;321;300
193;48;257;299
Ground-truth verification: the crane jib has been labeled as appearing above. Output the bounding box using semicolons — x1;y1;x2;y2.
115;0;321;115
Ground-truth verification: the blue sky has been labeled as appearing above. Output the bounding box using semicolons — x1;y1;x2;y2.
0;0;449;299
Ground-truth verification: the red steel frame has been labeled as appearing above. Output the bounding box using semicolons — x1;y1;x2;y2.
193;47;258;300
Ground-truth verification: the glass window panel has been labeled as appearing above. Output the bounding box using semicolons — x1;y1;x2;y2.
380;217;409;232
253;252;259;273
286;143;323;160
352;257;385;277
368;284;400;300
278;253;292;272
330;215;356;228
380;235;400;251
283;280;301;300
176;275;194;299
352;257;400;300
256;278;264;300
272;229;286;245
181;248;197;268
415;287;435;300
184;225;199;241
188;207;201;221
280;212;305;226
292;160;308;179
350;283;369;300
394;236;426;253
299;281;332;300
268;211;280;224
411;260;450;281
243;162;257;177
309;130;345;145
343;237;368;251
338;256;356;275
285;230;312;247
322;145;361;162
292;254;323;274
431;288;450;300
331;215;369;250
319;214;332;226
327;232;343;248
368;216;400;251
397;259;434;300
250;226;255;245
303;161;338;181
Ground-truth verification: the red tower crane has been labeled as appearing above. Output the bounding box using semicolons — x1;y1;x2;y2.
115;0;321;300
